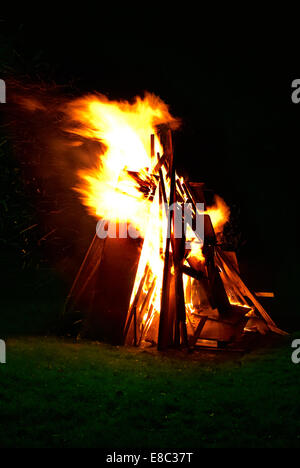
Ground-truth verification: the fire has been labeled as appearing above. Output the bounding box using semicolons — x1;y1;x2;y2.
205;194;230;236
64;91;235;345
186;195;230;264
64;92;229;261
15;88;283;347
64;93;180;343
65;93;178;236
187;242;205;263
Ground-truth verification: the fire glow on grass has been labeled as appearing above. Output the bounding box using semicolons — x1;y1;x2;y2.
65;93;232;341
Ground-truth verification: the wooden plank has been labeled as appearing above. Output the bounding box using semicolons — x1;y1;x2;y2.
187;182;206;204
255;292;274;298
133;306;137;347
199;315;247;342
175;177;187;201
216;247;286;333
189;316;208;346
63;234;106;315
86;235;143;344
215;255;249;307
181;264;205;281
154;152;168;174
139;278;157;320
221;251;240;273
158;128;176;350
123;264;150;343
205;247;232;316
159;169;167;205
150;134;155;158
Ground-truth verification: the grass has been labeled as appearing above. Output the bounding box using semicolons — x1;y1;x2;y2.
0;265;299;449
1;334;300;448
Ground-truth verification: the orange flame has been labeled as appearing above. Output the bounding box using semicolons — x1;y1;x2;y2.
65;93;178;236
63;91;233;341
186;195;230;264
206;194;230;236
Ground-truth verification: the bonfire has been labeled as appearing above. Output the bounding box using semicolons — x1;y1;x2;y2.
64;93;285;350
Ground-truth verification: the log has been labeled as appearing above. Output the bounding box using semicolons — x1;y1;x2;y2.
158;128;176;350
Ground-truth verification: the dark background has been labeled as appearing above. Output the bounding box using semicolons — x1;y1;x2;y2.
0;21;299;332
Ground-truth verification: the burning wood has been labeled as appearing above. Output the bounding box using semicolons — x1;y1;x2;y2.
63;93;286;350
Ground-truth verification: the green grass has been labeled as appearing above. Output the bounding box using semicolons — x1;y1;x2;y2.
1;335;300;448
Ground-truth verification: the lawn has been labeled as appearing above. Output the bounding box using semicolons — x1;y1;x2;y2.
0;334;299;448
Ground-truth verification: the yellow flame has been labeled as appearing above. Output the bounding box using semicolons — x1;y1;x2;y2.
206;194;230;236
186;195;230;263
65;93;178;236
64;92;235;341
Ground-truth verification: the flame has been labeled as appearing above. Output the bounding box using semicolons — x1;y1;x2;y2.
188;242;206;263
186;195;230;264
65;93;178;236
63;91;236;343
205;194;230;236
64;92;179;342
